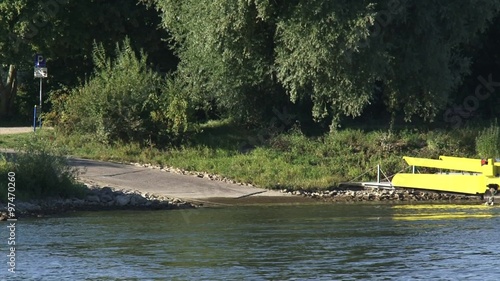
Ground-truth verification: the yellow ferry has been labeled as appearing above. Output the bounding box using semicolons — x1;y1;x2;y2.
392;156;500;195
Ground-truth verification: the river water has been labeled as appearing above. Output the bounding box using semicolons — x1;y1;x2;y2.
1;203;499;280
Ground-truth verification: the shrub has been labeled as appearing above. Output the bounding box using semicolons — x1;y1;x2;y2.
57;39;161;143
147;74;194;144
475;121;500;159
0;135;86;201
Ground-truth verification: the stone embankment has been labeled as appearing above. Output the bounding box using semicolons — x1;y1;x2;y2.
0;184;195;219
281;188;483;202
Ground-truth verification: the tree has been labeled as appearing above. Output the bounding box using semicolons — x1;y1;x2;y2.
0;0;172;119
274;0;379;126
0;0;30;118
377;0;500;124
0;65;18;119
143;0;284;123
40;0;173;86
146;0;500;129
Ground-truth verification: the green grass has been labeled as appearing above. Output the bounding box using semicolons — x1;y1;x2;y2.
0;131;39;148
0;121;492;191
0;132;87;202
475;120;500;159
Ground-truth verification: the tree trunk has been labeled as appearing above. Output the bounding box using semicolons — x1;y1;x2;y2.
0;64;18;119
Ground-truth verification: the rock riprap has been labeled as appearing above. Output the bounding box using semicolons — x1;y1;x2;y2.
280;188;482;202
0;184;196;218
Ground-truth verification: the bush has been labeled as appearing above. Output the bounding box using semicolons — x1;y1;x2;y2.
147;74;194;143
55;39;161;143
52;39;191;145
0;135;86;201
476;121;500;159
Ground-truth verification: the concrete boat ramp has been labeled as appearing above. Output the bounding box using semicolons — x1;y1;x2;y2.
69;158;310;205
0;143;312;205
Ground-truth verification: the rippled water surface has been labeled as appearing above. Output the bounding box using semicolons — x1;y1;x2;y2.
1;203;499;280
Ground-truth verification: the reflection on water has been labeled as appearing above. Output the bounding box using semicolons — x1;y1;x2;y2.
1;203;499;280
392;204;497;220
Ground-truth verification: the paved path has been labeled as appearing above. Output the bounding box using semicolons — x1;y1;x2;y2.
0;127;34;134
70;158;293;202
0;128;311;205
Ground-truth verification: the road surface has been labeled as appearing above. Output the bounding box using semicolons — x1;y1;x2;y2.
0;128;312;205
70;158;302;203
0;127;34;134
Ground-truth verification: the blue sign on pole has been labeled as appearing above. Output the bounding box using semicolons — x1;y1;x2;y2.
34;54;46;68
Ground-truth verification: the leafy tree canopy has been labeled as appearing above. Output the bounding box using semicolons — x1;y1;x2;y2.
146;0;500;128
0;0;172;119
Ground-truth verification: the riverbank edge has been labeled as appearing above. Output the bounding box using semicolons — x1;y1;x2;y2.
136;161;486;204
0;184;487;220
283;187;485;203
0;182;196;219
0;161;489;219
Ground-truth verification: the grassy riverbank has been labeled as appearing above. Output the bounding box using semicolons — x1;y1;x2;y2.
0;134;87;201
2;120;498;192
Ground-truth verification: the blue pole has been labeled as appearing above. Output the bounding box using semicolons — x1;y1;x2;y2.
33;105;37;132
39;78;42;128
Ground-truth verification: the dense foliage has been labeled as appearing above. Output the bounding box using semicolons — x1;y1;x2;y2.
4;0;500;199
476;120;500;159
1;0;500;140
0;0;171;119
52;39;187;144
0;135;86;201
147;0;500;128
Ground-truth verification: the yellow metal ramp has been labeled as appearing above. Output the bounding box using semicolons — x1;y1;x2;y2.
392;155;500;195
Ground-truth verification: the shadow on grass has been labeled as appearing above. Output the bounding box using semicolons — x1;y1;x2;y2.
0;119;32;127
190;120;258;152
